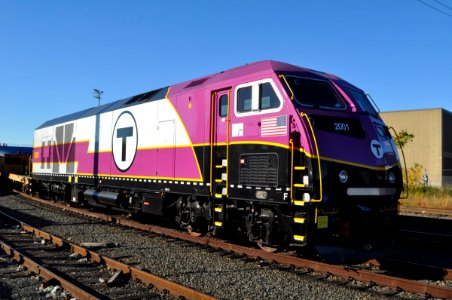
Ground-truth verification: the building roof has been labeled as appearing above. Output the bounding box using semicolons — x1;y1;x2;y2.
381;107;451;115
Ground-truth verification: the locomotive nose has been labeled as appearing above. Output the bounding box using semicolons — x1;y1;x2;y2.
373;123;399;161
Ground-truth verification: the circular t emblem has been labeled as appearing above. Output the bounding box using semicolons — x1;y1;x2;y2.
112;111;138;172
370;139;383;159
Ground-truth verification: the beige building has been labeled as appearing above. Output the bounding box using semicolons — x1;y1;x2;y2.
380;108;452;187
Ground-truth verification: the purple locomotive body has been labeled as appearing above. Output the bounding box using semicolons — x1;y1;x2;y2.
32;61;402;256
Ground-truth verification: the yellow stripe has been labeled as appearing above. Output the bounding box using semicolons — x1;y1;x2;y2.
293;200;305;206
214;207;223;212
195;140;396;171
316;156;399;171
164;89;204;181
214;221;223;227
34;135;397;175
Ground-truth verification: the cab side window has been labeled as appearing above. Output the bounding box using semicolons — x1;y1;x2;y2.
259;82;280;110
287;77;344;109
237;86;252;113
235;79;282;116
219;94;228;117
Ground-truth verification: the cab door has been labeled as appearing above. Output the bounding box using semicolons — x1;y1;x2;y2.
210;89;231;198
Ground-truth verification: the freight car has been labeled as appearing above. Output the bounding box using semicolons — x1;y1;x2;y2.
31;61;403;257
0;146;32;193
0;145;32;176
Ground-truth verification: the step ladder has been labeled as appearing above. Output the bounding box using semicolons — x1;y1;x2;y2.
291;211;308;245
289;112;323;246
213;157;228;228
289;139;311;208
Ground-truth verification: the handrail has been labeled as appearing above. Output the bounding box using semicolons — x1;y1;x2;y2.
388;126;408;199
225;89;232;197
278;74;295;100
209;92;216;196
300;112;323;202
289;138;295;204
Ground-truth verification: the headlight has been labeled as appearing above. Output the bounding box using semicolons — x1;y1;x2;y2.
339;170;348;183
255;191;268;199
388;172;395;184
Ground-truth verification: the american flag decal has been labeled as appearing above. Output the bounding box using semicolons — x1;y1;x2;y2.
261;115;288;136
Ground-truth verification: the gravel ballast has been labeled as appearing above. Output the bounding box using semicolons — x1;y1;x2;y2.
0;194;395;299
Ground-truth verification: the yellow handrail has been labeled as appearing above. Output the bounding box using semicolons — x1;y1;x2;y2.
278;74;295;100
225;89;232;197
300;112;323;202
388;126;408;199
209;92;216;196
289;138;295;204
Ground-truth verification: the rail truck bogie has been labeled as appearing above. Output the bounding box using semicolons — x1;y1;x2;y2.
31;61;402;258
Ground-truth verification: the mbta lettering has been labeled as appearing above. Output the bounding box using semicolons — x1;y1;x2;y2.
40;123;76;173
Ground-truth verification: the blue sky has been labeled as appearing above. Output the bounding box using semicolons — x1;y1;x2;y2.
1;0;451;146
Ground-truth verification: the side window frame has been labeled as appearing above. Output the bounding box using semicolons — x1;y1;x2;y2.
219;94;229;117
236;86;253;114
286;76;346;110
234;78;283;117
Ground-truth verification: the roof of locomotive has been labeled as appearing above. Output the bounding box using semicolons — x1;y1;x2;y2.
36;60;356;129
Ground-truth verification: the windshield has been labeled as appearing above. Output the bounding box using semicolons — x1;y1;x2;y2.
341;87;379;117
285;76;345;109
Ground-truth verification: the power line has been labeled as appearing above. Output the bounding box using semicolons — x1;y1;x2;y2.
417;0;452;18
433;0;452;11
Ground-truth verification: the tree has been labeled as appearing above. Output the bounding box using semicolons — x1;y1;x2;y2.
393;129;414;149
391;129;415;191
407;163;424;187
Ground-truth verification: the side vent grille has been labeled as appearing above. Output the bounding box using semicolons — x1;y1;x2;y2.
239;153;278;187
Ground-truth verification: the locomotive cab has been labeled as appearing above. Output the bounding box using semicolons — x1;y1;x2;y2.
274;70;403;259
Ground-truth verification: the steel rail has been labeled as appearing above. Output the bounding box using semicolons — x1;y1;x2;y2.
115;218;452;299
16;191;452;299
0;232;99;299
0;208;215;300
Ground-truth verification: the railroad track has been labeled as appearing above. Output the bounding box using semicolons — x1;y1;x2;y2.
399;214;452;245
0;209;214;300
399;206;452;219
5;191;452;299
0;252;49;299
390;213;452;280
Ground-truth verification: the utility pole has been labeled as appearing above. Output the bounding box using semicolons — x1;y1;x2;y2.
93;89;103;106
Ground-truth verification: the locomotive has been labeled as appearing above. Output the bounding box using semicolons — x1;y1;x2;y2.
31;61;403;257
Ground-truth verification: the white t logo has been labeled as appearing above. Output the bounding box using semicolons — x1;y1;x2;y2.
112;111;138;171
370;139;383;159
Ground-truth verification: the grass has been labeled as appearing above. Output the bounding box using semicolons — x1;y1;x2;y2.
399;186;452;210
